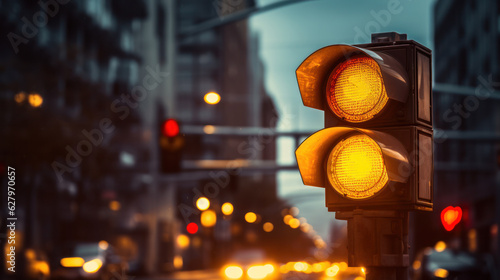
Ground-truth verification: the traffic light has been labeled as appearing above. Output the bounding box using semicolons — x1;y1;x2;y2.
186;222;199;234
295;32;433;211
159;119;184;173
441;206;462;231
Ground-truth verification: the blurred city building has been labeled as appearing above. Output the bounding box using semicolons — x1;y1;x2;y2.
0;0;294;278
172;0;286;271
414;0;500;264
0;0;174;276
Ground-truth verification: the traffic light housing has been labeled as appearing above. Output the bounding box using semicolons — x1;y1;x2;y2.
296;33;433;211
159;119;184;173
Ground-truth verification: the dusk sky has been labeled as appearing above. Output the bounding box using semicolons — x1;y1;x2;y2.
250;0;436;241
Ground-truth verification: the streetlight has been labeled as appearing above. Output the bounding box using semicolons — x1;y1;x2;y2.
204;91;221;105
263;222;274;232
28;92;43;107
196;197;210;211
176;234;190;249
245;212;257;223
201;210;217;227
221;202;234;215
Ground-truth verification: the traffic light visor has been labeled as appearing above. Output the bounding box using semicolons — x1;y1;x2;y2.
327;134;388;199
296;45;408;113
296;127;409;189
327;57;388;122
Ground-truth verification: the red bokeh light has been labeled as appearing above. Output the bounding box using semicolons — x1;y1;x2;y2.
162;119;179;137
441;206;462;231
186;222;198;234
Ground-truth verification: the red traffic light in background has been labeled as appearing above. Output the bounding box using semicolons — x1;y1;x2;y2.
441;206;462;231
186;222;199;234
162;119;180;137
159;118;184;173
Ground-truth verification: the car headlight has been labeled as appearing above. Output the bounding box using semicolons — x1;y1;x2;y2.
82;259;102;274
247;265;269;280
224;265;243;279
60;257;84;267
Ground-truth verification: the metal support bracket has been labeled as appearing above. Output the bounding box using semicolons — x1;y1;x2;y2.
336;210;409;280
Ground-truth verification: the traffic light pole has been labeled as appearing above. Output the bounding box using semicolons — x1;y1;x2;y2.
336;210;409;280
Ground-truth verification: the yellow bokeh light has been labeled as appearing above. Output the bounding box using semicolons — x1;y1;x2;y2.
435;241;446;252
354;277;366;280
28;93;43;108
434;268;449;278
82;258;102;273
289;218;300;229
412;260;421;270
285;262;295;271
264;264;274;274
327;56;388;123
263;222;274;232
196;197;210;211
339;262;348;271
325;265;339;277
60;257;84;267
221;202;234;215
25;249;35;260
283;214;293;225
98;240;109;250
203;125;216;134
245;212;257;223
109;200;121;211
300;223;311;233
201;210;217;227
327;134;388;199
247;265;268;279
224;265;243;279
204;92;221;105
280;264;288;274
14;92;26;103
468;229;477;252
176;234;190;249
173;255;183;269
293;262;306;272
312;263;323;273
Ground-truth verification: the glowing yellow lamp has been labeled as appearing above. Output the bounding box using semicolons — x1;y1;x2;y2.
327;134;388;199
60;257;84;267
204;92;221;105
82;259;102;273
221;202;234;215
327;56;388;123
201;210;217;227
224;265;243;279
196;197;210;211
245;212;257;223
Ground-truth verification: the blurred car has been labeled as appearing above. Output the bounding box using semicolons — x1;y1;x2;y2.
52;241;123;280
221;249;278;280
412;247;497;280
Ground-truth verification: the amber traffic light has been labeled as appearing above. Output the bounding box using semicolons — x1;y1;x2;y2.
295;32;433;211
